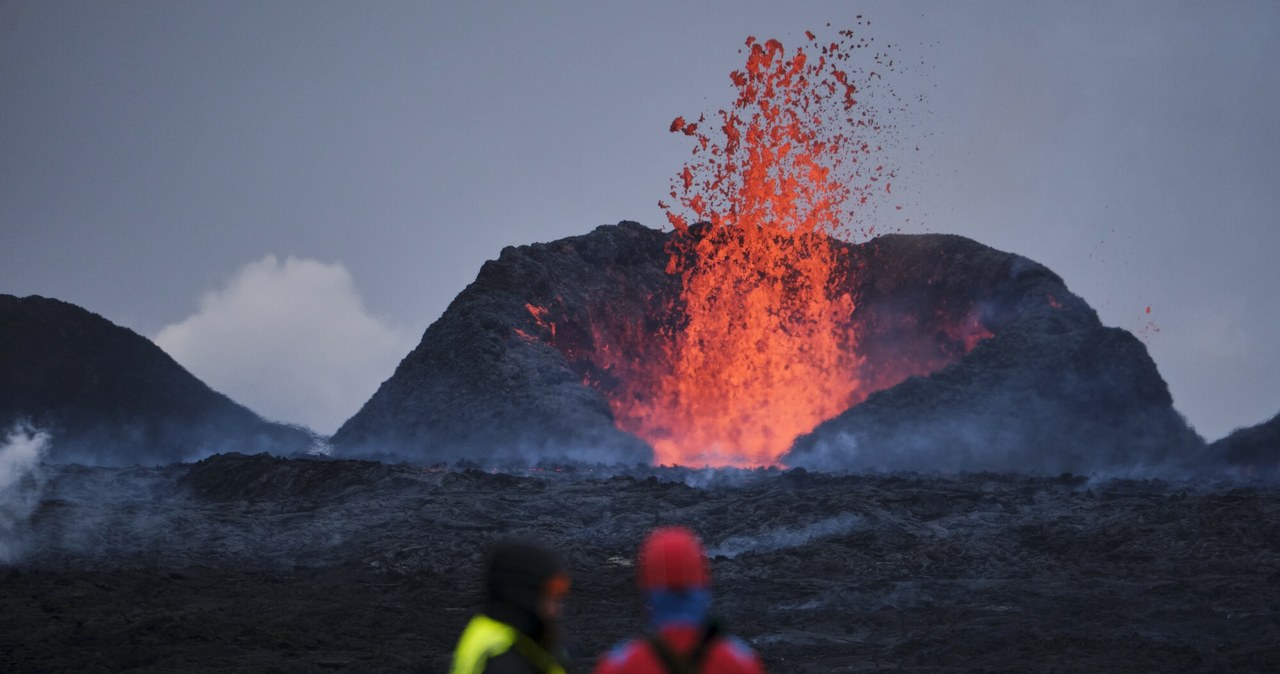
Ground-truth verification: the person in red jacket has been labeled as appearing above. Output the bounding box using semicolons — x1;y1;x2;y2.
593;526;765;673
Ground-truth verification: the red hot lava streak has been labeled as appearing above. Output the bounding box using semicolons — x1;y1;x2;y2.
640;33;880;466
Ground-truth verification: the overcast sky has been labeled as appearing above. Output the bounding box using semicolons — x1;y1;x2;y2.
2;1;1277;439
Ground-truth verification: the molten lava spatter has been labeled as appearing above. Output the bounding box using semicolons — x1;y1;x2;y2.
640;31;894;466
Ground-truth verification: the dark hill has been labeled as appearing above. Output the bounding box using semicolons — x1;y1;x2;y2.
786;234;1208;474
332;222;1207;474
1208;410;1280;478
331;223;663;464
0;294;314;465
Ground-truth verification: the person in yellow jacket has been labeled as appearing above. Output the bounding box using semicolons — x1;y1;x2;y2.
450;540;572;674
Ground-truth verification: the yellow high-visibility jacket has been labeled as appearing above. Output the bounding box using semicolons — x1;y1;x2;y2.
449;614;566;674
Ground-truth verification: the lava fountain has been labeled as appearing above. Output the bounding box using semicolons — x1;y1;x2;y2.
530;29;986;467
644;32;884;466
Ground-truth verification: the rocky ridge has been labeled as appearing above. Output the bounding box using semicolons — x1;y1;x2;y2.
334;222;1207;474
788;234;1207;474
0;294;314;466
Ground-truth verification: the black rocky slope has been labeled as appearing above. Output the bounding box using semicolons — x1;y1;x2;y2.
334;222;1205;473
0;294;313;465
331;222;666;464
787;234;1208;474
1209;410;1280;478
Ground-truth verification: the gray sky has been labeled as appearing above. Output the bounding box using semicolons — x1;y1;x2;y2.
2;0;1277;439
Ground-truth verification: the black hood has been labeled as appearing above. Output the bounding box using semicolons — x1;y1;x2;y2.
484;541;564;640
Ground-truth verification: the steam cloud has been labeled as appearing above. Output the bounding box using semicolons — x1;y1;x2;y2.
154;255;415;435
0;423;50;563
707;513;863;559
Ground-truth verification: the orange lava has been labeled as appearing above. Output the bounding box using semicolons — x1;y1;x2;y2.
636;32;889;466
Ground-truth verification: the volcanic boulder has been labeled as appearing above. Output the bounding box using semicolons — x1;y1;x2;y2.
0;294;314;466
333;222;1204;472
787;235;1207;474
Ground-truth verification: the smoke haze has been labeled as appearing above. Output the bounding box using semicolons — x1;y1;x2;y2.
0;423;49;563
708;513;864;559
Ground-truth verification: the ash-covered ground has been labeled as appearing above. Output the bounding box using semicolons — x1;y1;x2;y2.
3;453;1278;673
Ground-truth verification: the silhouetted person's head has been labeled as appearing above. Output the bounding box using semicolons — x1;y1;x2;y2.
486;540;571;644
637;526;711;629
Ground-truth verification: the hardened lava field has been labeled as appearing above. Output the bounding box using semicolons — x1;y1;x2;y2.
2;454;1277;672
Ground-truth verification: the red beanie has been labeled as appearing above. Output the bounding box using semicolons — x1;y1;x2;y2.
637;526;711;591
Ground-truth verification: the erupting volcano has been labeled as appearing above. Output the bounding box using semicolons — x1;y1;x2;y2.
528;31;979;466
332;29;1200;476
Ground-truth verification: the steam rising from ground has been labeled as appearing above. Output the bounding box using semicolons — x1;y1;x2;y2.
155;255;415;435
707;513;863;559
0;423;49;563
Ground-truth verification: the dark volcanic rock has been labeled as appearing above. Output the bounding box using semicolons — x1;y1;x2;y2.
4;456;1278;672
180;452;402;501
331;222;665;464
334;222;1203;473
1210;410;1280;477
789;235;1206;474
0;294;313;465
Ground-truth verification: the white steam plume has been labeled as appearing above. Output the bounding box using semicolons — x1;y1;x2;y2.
154;255;414;435
707;513;863;559
0;423;50;563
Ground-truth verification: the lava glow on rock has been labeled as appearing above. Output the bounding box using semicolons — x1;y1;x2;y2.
529;30;986;467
